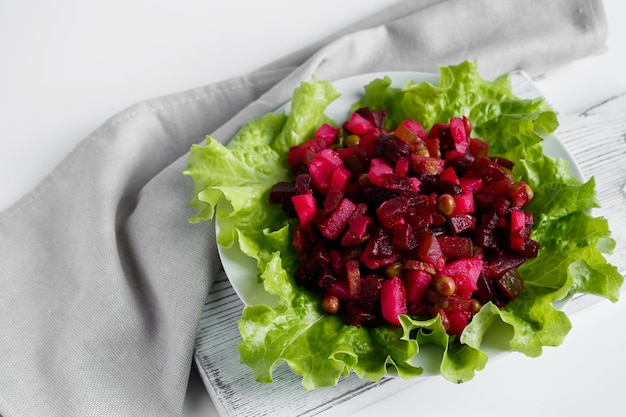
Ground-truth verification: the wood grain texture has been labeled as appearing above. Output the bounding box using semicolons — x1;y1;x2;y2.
193;72;626;416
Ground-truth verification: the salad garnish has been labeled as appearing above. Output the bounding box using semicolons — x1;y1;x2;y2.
184;61;624;390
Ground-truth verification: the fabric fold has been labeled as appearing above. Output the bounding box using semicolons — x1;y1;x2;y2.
0;1;608;416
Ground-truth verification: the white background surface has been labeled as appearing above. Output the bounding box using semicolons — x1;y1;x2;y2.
1;1;625;416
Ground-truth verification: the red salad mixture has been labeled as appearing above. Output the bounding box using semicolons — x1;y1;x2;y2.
269;107;538;338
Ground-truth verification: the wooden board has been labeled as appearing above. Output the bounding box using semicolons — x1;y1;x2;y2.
193;71;626;417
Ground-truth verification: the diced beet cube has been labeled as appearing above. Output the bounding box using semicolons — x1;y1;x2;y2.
437;236;475;259
417;231;445;271
329;166;351;192
490;156;515;170
360;227;400;269
341;149;366;176
443;307;472;338
336;146;356;161
449;117;469;155
432;124;455;158
404;270;432;304
372;134;390;158
509;209;526;252
368;226;394;257
469;157;509;185
294;173;313;195
351;203;369;218
368;158;394;186
362;186;396;207
291;194;317;226
344;111;374;135
474;192;497;213
484;250;527;278
380;276;407;326
447;154;475;177
444;150;459;161
437;256;483;293
287;144;306;168
395;156;410;175
355;107;387;129
359;274;384;311
393;222;417;250
328;249;344;277
410;154;445;176
269;181;296;205
381;173;413;193
309;148;345;194
449;214;476;234
482;178;513;196
295;265;319;291
426;138;440;159
476;273;504;306
317;268;337;290
314;123;339;147
469;138;489;158
318;197;356;240
515;238;540;259
405;192;431;211
326;279;353;300
322;189;344;215
287;138;321;168
376;196;409;228
355;128;381;159
360;250;399;270
439;166;460;184
482;197;511;230
475;226;499;249
428;123;445;141
304;242;330;272
407;207;433;229
432;212;447;227
452;192;475;215
384;137;410;164
342;301;378;327
459;177;483;194
341;215;373;247
435;179;463;197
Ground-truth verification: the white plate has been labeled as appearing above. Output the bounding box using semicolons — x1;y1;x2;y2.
215;71;583;370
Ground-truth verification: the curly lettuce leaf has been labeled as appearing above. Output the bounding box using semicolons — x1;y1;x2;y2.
186;61;623;390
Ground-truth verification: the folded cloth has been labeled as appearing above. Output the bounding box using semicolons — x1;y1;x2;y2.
0;0;607;415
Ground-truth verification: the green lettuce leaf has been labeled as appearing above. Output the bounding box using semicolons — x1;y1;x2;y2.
185;60;624;390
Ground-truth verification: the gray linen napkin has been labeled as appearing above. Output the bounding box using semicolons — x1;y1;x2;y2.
0;0;607;415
